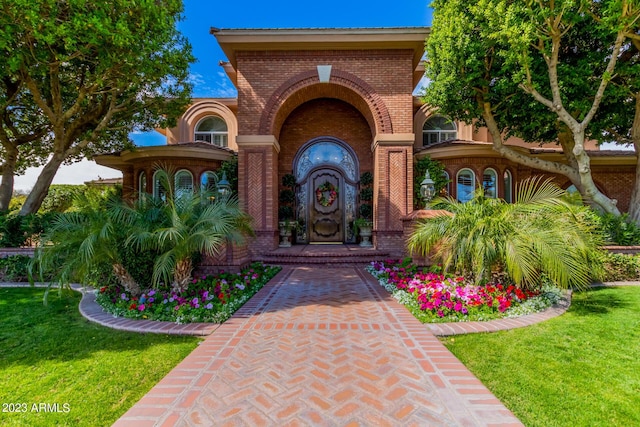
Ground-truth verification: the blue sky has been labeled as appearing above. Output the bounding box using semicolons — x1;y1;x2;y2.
131;0;433;146
15;1;432;190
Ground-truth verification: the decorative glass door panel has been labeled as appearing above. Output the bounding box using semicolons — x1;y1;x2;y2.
309;169;343;243
293;137;359;244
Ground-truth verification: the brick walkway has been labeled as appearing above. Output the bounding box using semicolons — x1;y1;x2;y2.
112;266;524;427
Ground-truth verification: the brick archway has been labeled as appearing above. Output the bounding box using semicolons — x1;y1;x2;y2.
258;69;393;140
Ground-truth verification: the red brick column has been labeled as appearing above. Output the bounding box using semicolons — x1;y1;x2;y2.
372;134;414;256
237;135;280;256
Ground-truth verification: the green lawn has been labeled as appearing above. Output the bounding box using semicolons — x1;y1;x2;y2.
0;287;201;427
444;286;640;427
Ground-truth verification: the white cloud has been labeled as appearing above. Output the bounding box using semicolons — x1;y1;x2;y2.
12;160;122;192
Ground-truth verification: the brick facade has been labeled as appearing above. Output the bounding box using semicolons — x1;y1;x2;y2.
435;155;635;213
93;27;637;269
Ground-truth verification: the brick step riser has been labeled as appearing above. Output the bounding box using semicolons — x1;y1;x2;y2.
254;257;388;265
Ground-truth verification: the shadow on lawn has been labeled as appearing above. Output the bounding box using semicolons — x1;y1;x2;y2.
0;287;198;368
569;286;631;316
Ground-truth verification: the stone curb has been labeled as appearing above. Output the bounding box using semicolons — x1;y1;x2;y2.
2;277;639;337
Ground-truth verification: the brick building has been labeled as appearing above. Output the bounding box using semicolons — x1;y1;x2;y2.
96;27;636;267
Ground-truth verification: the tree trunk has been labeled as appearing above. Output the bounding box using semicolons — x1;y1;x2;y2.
628;94;640;225
571;131;621;216
480;101;580;182
112;263;141;297
0;147;17;211
19;152;65;215
172;257;193;294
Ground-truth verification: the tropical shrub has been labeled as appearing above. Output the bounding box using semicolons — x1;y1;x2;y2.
0;255;32;281
0;212;56;247
597;213;640;245
96;263;280;323
408;178;603;290
600;253;640;281
32;193;144;295
122;168;254;293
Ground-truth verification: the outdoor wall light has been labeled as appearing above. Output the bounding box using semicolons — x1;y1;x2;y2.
217;171;231;198
420;170;436;209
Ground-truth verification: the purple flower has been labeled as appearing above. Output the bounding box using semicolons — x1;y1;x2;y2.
202;291;209;300
235;283;245;291
191;297;199;305
120;293;128;301
205;303;213;309
148;290;156;297
163;299;168;304
168;297;174;303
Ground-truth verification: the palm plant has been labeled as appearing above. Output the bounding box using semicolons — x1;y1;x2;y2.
407;177;603;289
126;168;254;293
32;193;142;296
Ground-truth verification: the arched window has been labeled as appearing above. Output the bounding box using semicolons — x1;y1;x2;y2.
153;170;167;201
483;168;498;198
194;116;228;146
138;171;147;194
503;170;513;203
423;115;457;146
200;171;218;193
456;168;475;203
175;170;193;199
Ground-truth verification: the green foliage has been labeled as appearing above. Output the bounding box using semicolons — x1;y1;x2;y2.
0;255;32;281
358;172;373;220
8;194;26;212
282;173;297;189
124;168;254;290
279;189;296;204
279;173;297;221
408;178;603;289
38;185;84;213
599;252;640;281
359;171;373;187
414;156;448;208
278;206;294;221
0;0;194;214
218;156;239;196
0;212;56;247
358;204;373;220
424;0;638;215
359;187;373;202
598;213;640;245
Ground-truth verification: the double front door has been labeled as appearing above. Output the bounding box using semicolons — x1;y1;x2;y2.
308;168;343;243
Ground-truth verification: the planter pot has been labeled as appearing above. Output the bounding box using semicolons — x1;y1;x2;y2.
278;221;297;247
358;225;373;247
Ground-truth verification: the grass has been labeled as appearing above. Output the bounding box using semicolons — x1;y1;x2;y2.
443;286;640;427
0;287;201;427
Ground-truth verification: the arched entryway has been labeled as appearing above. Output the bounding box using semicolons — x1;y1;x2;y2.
293;137;359;244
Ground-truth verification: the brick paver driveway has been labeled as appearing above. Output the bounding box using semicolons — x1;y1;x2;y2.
114;266;522;427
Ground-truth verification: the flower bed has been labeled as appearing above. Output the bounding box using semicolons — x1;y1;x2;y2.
96;263;281;324
367;259;562;323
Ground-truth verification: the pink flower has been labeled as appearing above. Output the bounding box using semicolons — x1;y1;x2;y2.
138;304;145;311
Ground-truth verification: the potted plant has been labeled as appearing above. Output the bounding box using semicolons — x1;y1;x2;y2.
355;172;374;247
278;173;298;247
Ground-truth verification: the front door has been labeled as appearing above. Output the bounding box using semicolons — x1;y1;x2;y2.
308;169;343;243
